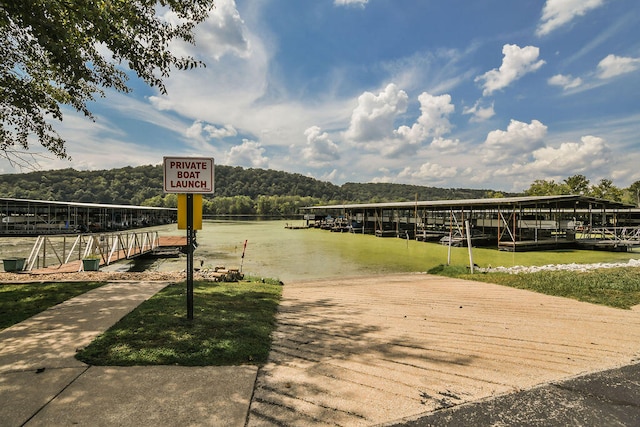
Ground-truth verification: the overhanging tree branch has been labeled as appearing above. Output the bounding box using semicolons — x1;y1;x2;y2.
0;0;215;166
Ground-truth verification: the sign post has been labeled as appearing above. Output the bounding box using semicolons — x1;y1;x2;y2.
163;157;214;320
186;193;194;318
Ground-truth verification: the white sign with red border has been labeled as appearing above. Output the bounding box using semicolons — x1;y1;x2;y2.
163;157;214;194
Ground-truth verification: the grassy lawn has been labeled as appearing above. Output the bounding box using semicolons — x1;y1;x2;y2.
0;282;105;330
430;265;640;309
76;278;282;366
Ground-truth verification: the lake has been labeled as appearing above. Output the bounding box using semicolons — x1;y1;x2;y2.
2;219;639;282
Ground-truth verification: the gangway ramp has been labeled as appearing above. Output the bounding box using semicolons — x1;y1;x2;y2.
24;231;186;272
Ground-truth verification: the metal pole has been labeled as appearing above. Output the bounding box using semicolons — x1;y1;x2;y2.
447;209;452;265
466;220;474;274
186;194;194;320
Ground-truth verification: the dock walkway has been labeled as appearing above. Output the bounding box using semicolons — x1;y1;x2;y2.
28;236;186;274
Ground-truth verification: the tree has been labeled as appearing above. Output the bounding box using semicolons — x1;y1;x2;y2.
563;174;590;195
0;0;215;167
524;179;566;196
627;180;640;207
590;178;623;202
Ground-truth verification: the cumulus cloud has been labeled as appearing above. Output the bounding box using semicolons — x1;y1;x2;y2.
205;124;238;139
430;137;460;152
301;126;340;167
395;92;455;144
475;44;545;96
597;54;640;79
463;101;495;122
344;83;409;143
536;0;605;37
481;119;548;163
548;74;583;90
478;135;612;187
168;0;250;60
225;139;269;168
149;0;269;126
186;121;238;140
525;135;611;174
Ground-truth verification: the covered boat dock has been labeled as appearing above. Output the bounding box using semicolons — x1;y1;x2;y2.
302;195;640;252
0;197;176;236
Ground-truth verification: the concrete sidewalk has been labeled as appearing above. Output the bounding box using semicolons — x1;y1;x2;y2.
0;281;257;427
2;275;640;426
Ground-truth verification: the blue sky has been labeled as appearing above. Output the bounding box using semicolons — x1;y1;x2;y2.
6;0;640;192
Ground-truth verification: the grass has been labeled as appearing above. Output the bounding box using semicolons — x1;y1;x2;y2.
430;264;640;309
75;278;282;366
0;281;105;330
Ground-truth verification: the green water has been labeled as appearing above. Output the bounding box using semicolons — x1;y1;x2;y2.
2;220;639;282
125;220;640;282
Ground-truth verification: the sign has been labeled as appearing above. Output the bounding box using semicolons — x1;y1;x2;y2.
163;156;214;321
177;194;202;230
163;157;214;194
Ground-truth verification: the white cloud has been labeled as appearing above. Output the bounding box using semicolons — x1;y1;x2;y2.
597;54;640;79
334;0;368;7
320;169;339;182
167;0;250;60
12;112;167;172
537;0;605;37
370;175;393;184
185;121;205;140
148;96;173;111
548;74;583;90
186;121;237;141
301;126;340;167
430;137;460;152
475;44;545;96
399;162;458;180
525;135;611;174
150;1;271;130
344;83;409;143
472;135;613;190
463;101;495;122
205;124;238;139
224;139;268;168
482;119;548;163
395;92;455;144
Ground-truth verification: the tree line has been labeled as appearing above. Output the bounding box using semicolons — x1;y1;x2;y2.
0;165;494;216
0;166;637;216
524;174;640;206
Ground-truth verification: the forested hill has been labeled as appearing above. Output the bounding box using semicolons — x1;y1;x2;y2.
0;164;499;207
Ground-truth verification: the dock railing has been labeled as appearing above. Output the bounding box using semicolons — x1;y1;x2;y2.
575;226;640;249
25;230;160;271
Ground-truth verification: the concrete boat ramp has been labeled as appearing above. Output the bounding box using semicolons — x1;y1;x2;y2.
249;274;640;426
2;274;640;426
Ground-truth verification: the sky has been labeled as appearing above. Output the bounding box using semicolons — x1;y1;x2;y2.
4;0;640;192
